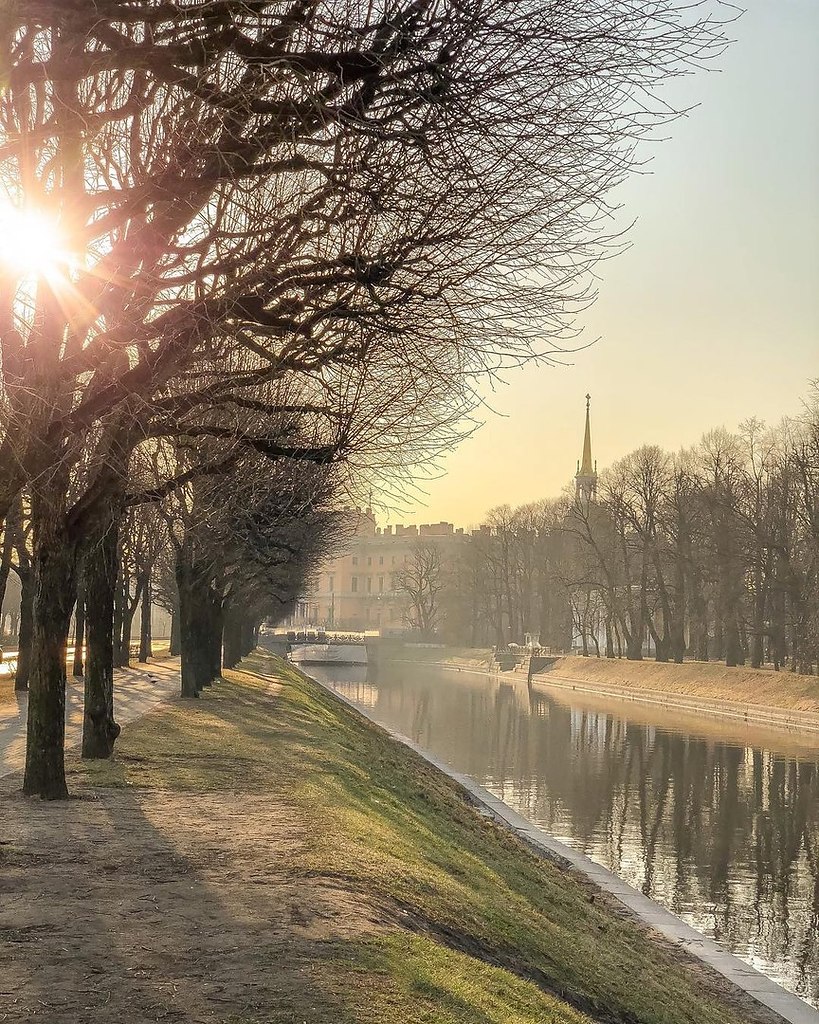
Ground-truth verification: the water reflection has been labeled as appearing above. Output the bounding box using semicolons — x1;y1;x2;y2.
311;661;819;1007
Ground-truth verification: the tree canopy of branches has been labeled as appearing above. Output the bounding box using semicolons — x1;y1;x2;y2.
0;0;728;796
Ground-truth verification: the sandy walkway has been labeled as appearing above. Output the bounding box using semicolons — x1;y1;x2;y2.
0;677;393;1024
0;660;181;779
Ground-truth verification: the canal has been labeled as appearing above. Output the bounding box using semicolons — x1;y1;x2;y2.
310;660;819;1009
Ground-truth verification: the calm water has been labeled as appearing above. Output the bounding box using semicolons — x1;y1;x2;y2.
312;661;819;1008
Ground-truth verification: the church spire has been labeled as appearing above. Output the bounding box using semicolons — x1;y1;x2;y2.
580;393;593;475
575;394;597;503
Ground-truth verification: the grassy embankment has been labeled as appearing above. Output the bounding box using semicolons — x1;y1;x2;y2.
43;649;778;1024
539;656;819;715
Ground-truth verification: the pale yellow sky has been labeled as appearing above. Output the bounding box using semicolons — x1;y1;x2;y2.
389;2;819;529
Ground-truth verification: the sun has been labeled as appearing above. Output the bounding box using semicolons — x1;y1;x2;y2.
0;202;65;277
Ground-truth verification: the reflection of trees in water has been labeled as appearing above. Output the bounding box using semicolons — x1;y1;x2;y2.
367;670;819;1004
525;696;819;1003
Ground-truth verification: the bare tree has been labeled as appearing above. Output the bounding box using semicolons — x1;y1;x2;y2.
0;2;729;796
445;390;819;675
396;542;445;639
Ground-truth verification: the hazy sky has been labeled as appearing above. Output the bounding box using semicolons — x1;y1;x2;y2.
389;1;819;529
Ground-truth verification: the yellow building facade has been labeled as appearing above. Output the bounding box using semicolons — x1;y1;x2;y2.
291;509;465;634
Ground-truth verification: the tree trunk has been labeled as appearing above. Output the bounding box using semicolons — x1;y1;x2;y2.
197;588;216;688
178;576;201;698
671;620;685;664
208;591;223;682
671;553;687;664
688;565;708;661
647;610;667;662
241;617;257;657
0;504;16;632
725;612;742;668
578;602;589;657
750;598;765;669
118;576;143;668
82;524;121;759
223;606;243;669
138;570;152;662
169;604;181;657
14;567;33;692
625;622;643;661
605;617;615;659
713;608;724;662
72;578;86;677
176;542;212;697
23;487;77;800
590;623;601;658
614;621;623;659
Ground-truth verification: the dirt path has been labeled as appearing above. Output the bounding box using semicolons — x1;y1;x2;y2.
0;660;181;779
0;678;393;1024
0;793;390;1023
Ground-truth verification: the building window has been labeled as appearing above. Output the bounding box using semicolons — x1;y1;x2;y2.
379;556;384;566
328;575;335;592
352;556;359;566
367;577;373;593
351;576;358;593
367;556;372;566
378;576;384;593
392;556;396;565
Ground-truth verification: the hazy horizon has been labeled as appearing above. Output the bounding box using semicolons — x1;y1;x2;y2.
383;1;818;529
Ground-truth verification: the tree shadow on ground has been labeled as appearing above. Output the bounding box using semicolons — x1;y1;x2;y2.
0;780;376;1024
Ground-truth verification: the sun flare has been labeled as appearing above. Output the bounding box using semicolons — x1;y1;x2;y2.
0;202;65;277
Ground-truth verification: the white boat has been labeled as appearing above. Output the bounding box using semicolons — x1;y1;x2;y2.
289;643;368;666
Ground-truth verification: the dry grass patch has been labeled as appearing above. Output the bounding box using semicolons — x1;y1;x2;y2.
543;656;819;713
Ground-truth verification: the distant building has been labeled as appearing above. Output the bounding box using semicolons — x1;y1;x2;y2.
568;393;607;654
575;392;598;504
292;397;597;643
290;509;466;633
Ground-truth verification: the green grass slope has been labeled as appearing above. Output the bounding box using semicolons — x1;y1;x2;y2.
70;650;773;1024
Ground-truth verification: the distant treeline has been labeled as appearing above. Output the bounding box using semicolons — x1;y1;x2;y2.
405;389;819;672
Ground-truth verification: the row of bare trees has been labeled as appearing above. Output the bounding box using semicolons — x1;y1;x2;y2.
436;503;572;649
570;412;819;671
437;398;819;674
0;1;728;796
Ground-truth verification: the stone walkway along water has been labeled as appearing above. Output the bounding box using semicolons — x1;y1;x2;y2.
0;659;180;779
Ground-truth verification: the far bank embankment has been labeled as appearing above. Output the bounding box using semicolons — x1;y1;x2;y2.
541;656;819;711
391;647;819;735
532;656;819;734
